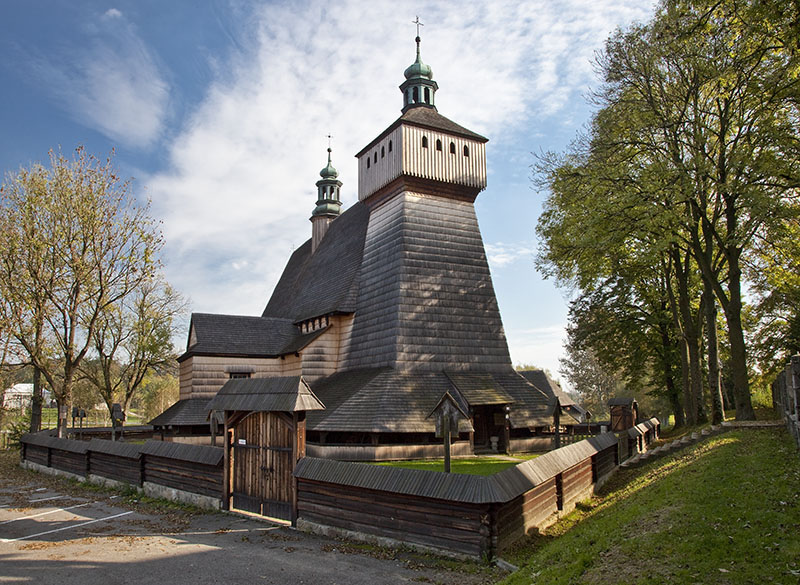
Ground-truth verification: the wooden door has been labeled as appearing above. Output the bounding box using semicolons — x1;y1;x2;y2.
231;412;295;521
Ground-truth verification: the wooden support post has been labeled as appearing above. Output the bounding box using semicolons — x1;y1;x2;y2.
443;415;451;474
222;413;231;511
553;397;561;450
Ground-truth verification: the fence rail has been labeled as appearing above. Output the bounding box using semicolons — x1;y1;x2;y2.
773;355;800;449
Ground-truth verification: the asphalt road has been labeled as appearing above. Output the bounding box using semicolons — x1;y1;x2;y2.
0;467;501;585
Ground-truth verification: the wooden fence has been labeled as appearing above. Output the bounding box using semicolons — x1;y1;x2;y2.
294;420;659;560
18;417;661;559
773;355;800;449
19;433;223;509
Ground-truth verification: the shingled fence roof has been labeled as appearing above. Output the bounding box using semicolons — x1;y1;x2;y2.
139;440;223;466
294;432;618;505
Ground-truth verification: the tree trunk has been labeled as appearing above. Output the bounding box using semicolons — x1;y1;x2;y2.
725;257;756;420
658;320;684;427
703;283;725;424
678;336;694;425
674;252;707;424
29;366;43;433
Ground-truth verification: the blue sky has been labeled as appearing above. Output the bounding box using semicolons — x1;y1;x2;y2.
0;0;654;384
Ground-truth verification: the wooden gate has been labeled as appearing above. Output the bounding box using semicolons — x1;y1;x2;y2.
231;411;296;521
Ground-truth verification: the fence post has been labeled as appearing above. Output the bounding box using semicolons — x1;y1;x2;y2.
791;356;800;448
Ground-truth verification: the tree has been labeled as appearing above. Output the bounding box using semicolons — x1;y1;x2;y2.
537;0;799;423
138;371;180;422
0;147;163;437
559;336;627;420
80;276;185;419
596;0;799;419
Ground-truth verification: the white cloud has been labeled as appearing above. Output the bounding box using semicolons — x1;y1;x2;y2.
27;10;169;148
147;0;651;316
485;241;536;268
506;324;569;387
102;8;123;20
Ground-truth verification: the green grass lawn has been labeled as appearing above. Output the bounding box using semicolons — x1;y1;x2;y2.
375;454;541;476
499;427;799;585
35;407;144;428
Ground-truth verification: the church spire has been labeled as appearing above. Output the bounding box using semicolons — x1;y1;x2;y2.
310;140;342;253
400;17;438;112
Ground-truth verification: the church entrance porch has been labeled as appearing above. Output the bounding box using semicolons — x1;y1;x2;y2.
471;405;510;453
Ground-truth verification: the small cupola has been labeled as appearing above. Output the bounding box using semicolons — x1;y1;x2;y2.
399;23;438;112
310;146;343;253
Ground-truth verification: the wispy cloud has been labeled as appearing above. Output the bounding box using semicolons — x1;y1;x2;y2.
25;9;169;148
485;241;536;268
506;324;569;386
146;0;650;315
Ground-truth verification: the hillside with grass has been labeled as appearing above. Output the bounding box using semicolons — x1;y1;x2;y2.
499;427;799;584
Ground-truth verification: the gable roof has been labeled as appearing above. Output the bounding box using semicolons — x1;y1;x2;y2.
178;313;326;362
207;376;325;412
149;397;212;427
518;369;590;422
262;202;369;323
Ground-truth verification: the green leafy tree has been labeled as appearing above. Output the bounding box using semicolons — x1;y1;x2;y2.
0;147;163;437
538;0;799;422
597;0;799;419
80;276;186;419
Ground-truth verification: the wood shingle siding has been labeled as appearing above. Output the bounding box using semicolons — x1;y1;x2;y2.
343;193;511;372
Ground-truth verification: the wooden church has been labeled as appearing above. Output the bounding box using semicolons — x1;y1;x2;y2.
151;33;556;460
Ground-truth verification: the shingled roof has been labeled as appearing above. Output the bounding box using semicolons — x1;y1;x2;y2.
179;313;326;362
262;202;369;322
356;107;488;157
149;398;212;427
207;376;325;413
307;368;551;433
518;369;589;423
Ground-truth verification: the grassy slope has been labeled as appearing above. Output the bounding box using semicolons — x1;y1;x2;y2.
500;428;799;585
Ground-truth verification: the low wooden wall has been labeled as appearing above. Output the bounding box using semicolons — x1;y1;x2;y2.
773;356;800;449
20;420;660;560
298;479;491;557
295;430;652;559
19;433;224;508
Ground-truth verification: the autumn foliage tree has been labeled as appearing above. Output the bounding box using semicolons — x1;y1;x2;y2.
0;147;167;436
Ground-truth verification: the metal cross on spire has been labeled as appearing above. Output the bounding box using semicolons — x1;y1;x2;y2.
413;16;424;38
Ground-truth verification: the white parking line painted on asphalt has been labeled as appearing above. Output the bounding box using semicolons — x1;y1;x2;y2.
29;495;67;503
0;502;91;525
0;510;133;543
